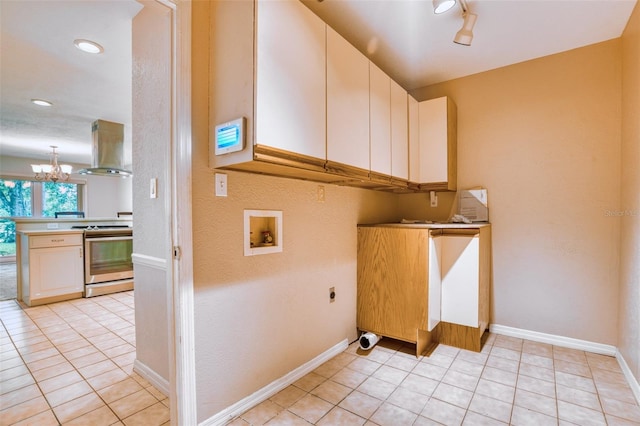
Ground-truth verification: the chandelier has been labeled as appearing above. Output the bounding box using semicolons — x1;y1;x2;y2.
31;146;73;183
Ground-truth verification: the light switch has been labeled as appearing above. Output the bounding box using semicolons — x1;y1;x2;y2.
150;178;158;199
215;173;227;197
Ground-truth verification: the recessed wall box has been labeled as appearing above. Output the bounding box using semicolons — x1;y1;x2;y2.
244;209;283;256
215;117;246;155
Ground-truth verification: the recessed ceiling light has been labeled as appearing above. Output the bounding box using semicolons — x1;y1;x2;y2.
74;39;104;54
31;99;53;107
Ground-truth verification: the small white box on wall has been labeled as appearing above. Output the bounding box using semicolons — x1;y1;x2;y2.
457;189;488;222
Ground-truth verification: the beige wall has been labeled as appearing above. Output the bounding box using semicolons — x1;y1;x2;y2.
192;2;398;420
620;3;640;383
409;40;623;346
131;1;173;383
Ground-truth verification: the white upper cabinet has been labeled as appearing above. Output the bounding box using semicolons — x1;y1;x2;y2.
408;95;420;182
369;62;391;176
327;26;370;172
390;80;408;180
255;0;326;159
416;96;458;191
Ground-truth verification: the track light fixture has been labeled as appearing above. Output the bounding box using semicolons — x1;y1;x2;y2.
454;11;477;46
433;0;477;46
433;0;456;14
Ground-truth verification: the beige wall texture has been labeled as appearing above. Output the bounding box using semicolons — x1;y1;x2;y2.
411;40;623;346
131;1;172;383
620;2;640;384
192;2;398;420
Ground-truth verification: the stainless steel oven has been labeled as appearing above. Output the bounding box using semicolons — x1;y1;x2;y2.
74;226;134;297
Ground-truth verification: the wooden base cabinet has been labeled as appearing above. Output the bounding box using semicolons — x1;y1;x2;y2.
357;224;491;355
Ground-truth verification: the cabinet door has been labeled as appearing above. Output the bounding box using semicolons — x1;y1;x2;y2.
357;227;429;342
418;96;457;189
369;62;391;175
256;0;326;159
440;233;479;327
327;26;370;171
390;80;408;180
30;246;84;299
408;95;420;182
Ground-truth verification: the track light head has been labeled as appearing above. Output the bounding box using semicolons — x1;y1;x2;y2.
454;12;477;46
433;0;456;14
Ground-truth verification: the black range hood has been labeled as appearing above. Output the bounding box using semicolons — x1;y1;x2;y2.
78;119;132;177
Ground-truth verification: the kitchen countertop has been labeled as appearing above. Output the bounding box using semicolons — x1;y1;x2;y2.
8;217;132;232
17;229;86;236
358;222;491;229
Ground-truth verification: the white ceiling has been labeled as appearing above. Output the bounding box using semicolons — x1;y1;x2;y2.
0;0;636;165
302;0;637;90
0;0;141;165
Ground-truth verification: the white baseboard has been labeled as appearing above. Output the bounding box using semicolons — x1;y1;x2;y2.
200;338;349;426
490;324;640;405
133;359;170;397
616;349;640;406
489;324;617;356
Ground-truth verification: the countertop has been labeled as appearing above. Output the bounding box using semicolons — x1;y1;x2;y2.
17;229;86;236
358;222;491;229
8;217;132;232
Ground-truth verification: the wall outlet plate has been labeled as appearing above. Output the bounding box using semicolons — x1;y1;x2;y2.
150;178;158;199
215;173;227;197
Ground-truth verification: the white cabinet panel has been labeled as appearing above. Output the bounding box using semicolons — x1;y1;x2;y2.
428;235;442;331
440;234;480;328
30;245;84;299
417;96;457;190
256;0;326;159
408;95;420;182
369;62;391;175
327;26;370;171
391;80;408;180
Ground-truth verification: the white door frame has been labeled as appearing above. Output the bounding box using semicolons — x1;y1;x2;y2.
159;0;197;424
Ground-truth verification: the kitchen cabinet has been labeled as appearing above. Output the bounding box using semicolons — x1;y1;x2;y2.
430;228;491;352
210;0;341;184
369;62;391;177
369;64;409;183
357;223;491;355
357;226;433;357
254;0;326;160
408;95;420;183
208;0;447;193
326;26;370;177
19;231;84;306
413;96;458;191
390;79;409;181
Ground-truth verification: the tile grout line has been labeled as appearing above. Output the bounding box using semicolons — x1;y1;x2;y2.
1;293;167;425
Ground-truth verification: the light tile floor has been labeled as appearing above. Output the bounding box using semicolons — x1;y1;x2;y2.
232;334;640;425
0;291;170;425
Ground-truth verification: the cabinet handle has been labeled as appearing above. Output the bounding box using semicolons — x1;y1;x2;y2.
79;248;83;258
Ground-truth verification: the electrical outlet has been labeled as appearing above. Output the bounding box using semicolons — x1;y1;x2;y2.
150;178;158;199
215;173;227;197
430;191;438;207
317;185;325;202
329;286;336;303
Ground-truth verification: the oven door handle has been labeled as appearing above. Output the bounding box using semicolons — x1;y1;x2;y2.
85;236;133;242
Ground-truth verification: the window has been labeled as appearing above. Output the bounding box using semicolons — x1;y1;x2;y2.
0;178;84;259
